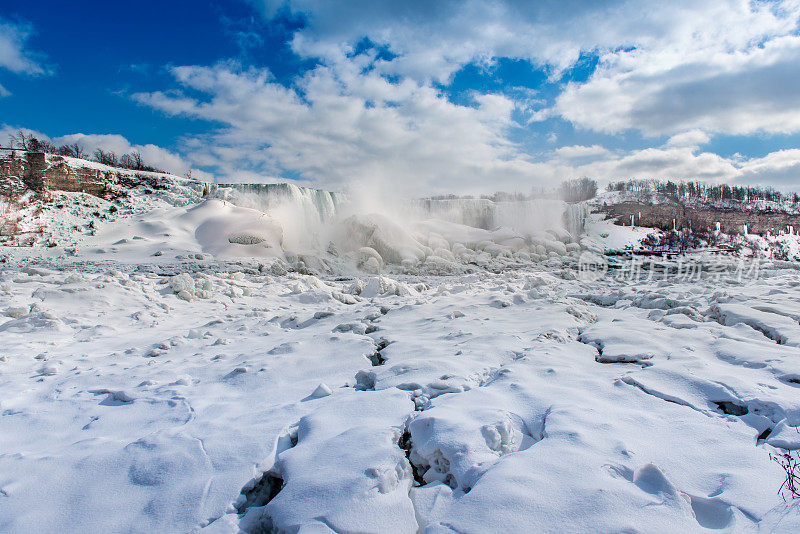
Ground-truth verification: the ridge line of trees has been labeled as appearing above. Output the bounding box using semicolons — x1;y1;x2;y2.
7;130;164;173
608;178;799;205
427;178;599;203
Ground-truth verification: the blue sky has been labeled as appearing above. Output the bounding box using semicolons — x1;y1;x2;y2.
2;1;800;194
0;1;304;146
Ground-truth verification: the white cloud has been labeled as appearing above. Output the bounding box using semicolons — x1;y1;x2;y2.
126;1;800;192
529;145;736;186
6;121;800;193
554;144;610;159
738;149;800;189
665;130;711;148
0;18;49;96
581;147;738;183
556;31;800;136
133;62;543;194
249;1;800;140
543;143;800;192
254;0;706;81
131;55;800;193
0;125;48;146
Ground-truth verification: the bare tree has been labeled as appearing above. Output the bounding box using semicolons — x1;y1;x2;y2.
39;139;57;153
8;130;31;150
7;130;59;153
130;151;144;170
9;130;42;151
46;142;87;159
94;149;118;167
559;177;598;202
68;142;87;159
119;153;135;169
116;151;162;173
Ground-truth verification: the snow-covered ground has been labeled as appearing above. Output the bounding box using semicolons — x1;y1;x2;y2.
1;184;800;533
582;215;656;252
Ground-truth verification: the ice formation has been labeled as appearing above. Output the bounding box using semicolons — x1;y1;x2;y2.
202;182;589;274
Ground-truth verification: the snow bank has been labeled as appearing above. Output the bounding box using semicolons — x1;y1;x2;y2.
189;200;283;259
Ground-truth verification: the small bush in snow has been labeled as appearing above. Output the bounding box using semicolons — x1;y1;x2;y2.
772;447;800;501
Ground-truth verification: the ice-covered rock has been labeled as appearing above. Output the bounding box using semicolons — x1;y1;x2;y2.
189;200;284;259
4;306;29;318
340;214;426;264
360;276;415;298
357;247;383;274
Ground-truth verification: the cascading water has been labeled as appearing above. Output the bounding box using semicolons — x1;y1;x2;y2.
213;183;343;221
564;202;589;236
406;197;586;240
405;198;496;229
206;182;590;267
211;183;345;251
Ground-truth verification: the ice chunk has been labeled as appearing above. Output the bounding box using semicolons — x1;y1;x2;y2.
309;383;333;399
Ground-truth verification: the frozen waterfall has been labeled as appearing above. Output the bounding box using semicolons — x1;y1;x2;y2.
205;182;589;267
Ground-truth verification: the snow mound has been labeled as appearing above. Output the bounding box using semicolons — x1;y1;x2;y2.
189;200;283;259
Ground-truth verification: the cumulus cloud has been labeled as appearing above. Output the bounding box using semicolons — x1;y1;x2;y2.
665;130;711;149
544;142;800;192
277;0;604;82
144;0;791;191
0;18;49;96
133;61;541;194
3;1;797;193
254;1;786;82
577;147;738;183
554;145;610;160
246;1;800;140
556;32;800;136
131;55;800;192
738;149;800;189
6;120;800;193
0;125;46;146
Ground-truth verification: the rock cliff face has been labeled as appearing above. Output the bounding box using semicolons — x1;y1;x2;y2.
0;152;28;196
0;151;211;200
39;155;109;196
600;200;800;235
1;151;109;195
